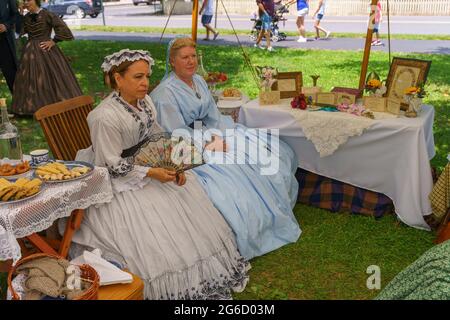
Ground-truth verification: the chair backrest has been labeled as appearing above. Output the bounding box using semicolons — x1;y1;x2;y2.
34;96;94;161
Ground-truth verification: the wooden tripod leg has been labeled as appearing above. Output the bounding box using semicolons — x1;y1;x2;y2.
59;209;84;258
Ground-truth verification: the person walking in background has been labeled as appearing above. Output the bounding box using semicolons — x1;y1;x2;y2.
296;0;309;43
199;0;219;41
254;0;275;52
312;0;330;40
0;0;18;93
371;1;382;46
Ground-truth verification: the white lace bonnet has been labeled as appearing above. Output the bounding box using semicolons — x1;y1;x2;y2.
101;49;155;74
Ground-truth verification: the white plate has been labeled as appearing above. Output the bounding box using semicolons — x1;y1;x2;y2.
36;161;94;184
0;187;42;205
219;96;242;101
0;169;34;181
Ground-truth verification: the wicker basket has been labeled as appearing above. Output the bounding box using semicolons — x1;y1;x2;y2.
7;253;99;300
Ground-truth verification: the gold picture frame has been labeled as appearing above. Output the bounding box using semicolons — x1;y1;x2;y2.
273;72;303;99
315;92;336;106
386;98;402;115
386;57;431;103
363;96;387;112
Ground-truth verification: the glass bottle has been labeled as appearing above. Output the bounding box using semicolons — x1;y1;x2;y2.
0;98;23;162
197;51;208;79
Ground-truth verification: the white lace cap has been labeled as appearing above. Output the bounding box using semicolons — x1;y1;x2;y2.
101;49;155;73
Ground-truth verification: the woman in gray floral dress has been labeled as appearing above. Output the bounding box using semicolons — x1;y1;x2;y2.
376;240;450;300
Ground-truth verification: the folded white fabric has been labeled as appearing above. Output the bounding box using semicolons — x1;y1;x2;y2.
71;249;132;286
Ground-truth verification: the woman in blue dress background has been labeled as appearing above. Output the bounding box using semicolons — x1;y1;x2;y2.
150;37;301;260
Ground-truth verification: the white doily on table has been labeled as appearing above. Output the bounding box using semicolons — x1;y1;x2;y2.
0;167;113;263
259;104;380;157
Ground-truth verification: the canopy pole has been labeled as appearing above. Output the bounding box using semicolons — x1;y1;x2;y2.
359;0;379;90
387;0;392;65
192;0;199;42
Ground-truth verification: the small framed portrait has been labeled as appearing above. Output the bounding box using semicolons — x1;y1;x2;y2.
386;98;402;115
315;92;336;106
336;93;357;106
386;57;431;103
273;72;303;99
363;96;386;112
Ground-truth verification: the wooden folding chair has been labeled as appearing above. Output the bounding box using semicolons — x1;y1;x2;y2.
436;209;450;244
32;96;94;258
34;95;93;161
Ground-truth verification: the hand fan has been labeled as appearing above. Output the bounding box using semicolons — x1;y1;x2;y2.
134;132;204;172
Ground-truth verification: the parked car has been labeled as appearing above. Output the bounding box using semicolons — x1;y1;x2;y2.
42;0;103;19
133;0;158;5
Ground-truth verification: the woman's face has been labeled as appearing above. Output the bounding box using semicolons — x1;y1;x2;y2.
171;46;198;80
114;60;150;101
24;0;39;11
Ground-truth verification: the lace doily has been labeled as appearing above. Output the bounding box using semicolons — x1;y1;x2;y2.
260;104;376;157
0;167;113;263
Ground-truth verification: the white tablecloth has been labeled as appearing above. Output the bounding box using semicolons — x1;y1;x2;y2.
240;99;435;231
0;167;113;263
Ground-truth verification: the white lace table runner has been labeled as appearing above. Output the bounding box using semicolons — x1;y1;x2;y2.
0;167;113;263
259;104;396;157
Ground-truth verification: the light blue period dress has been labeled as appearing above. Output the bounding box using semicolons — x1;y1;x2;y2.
151;72;301;259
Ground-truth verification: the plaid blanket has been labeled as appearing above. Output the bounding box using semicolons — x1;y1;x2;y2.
296;168;394;218
429;162;450;222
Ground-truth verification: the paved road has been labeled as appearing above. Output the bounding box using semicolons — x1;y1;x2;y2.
72;30;450;55
69;4;450;35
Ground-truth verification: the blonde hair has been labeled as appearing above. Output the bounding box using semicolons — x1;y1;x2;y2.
169;38;197;63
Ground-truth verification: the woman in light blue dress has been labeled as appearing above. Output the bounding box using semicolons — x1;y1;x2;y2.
150;37;301;259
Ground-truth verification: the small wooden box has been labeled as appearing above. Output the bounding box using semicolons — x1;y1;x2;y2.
331;87;363;99
259;90;281;105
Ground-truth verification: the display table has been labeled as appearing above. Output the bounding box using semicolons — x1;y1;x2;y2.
240;99;435;230
0;167;113;263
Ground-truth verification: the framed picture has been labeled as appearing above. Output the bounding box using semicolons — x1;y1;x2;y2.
386;98;402;115
315;92;336;106
331;87;363;99
336;93;357;106
386;57;431;103
273;72;303;99
363;96;386;112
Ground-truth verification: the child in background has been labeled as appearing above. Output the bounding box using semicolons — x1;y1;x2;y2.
312;0;330;40
371;1;382;46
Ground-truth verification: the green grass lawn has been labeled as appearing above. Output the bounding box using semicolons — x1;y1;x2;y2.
0;40;448;300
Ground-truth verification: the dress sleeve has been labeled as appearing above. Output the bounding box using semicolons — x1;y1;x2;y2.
47;11;74;42
89;113;150;193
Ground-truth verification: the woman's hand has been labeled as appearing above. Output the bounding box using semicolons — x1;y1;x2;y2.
39;40;55;52
205;135;228;153
176;171;187;186
146;168;177;183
